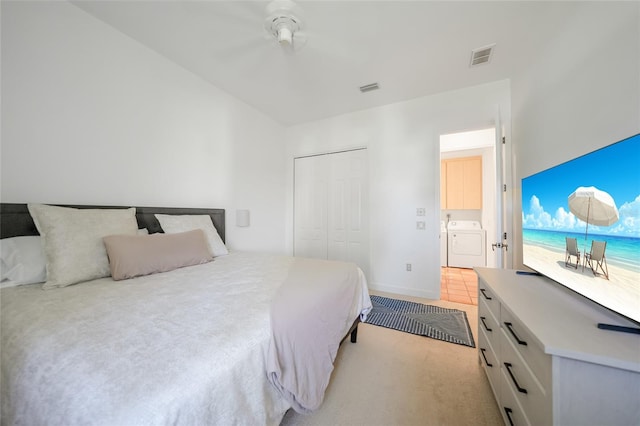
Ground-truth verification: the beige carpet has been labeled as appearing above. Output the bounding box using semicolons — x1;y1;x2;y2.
280;291;502;426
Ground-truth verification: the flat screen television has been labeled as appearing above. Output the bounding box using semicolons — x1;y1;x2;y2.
521;133;640;330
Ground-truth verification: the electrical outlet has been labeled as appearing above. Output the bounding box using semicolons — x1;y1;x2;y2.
416;208;425;216
406;263;412;272
416;221;425;230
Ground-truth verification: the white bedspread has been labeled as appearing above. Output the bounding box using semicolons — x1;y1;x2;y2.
1;252;301;426
267;258;372;413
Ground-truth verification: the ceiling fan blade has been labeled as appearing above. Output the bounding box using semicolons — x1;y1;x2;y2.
214;34;274;63
179;1;265;28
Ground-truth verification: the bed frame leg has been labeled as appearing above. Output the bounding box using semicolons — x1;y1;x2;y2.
350;325;358;343
340;319;361;346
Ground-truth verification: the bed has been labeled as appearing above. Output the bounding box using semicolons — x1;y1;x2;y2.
0;203;372;426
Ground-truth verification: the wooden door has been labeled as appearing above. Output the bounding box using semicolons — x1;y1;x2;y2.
442;156;482;209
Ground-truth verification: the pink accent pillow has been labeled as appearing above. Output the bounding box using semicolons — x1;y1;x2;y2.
103;230;213;281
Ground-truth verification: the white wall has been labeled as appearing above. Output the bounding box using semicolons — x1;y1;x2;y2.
285;2;638;300
285;80;510;299
285;2;638;298
0;1;287;253
510;1;640;268
440;128;495;152
3;1;635;300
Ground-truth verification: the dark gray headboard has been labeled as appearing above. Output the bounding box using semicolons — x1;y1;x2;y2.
0;204;225;242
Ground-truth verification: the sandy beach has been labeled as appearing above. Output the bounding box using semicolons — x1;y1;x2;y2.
523;243;640;322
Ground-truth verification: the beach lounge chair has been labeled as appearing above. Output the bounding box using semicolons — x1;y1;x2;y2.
585;240;609;279
565;237;581;269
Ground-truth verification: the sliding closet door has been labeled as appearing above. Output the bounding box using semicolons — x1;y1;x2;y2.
294;155;329;259
327;150;369;276
294;149;369;277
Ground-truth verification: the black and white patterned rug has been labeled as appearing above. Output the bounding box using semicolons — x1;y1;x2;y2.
365;295;475;348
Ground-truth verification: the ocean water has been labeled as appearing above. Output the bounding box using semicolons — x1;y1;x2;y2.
523;229;640;273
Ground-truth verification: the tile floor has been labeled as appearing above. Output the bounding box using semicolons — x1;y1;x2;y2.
440;267;478;305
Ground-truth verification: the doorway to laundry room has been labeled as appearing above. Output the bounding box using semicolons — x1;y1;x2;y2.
439;128;498;305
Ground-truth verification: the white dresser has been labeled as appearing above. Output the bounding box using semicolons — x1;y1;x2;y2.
475;267;640;426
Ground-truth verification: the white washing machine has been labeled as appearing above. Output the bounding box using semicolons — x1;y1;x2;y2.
440;221;447;267
447;221;486;268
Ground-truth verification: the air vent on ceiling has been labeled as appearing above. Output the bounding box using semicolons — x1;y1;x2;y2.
470;44;495;67
359;82;380;93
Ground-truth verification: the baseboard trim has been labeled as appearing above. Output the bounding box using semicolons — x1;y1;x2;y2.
369;281;440;300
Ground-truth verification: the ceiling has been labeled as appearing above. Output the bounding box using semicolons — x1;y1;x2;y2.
71;1;583;126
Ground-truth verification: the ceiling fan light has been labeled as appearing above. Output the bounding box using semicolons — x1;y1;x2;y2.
277;25;293;45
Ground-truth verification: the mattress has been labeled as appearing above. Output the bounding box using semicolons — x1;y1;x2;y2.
0;251;371;426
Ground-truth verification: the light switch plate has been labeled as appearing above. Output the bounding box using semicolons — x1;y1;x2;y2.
417;221;425;230
416;208;425;216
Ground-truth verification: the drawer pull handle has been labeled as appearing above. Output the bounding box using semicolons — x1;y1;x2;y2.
503;407;515;426
480;316;492;332
480;348;493;367
504;362;528;394
504;322;528;346
480;288;492;300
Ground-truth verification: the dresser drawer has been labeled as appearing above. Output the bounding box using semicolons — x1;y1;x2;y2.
478;296;499;338
500;304;551;389
478;279;500;319
500;368;531;426
478;326;500;397
500;329;551;426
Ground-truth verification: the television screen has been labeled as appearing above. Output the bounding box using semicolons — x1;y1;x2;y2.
522;133;640;325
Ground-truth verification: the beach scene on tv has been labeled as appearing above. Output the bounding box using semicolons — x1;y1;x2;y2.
522;134;640;324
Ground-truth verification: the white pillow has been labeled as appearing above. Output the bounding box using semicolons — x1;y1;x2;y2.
155;214;228;257
28;204;138;289
0;236;46;288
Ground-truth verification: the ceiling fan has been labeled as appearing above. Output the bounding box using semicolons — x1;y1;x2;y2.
180;0;351;68
263;0;308;52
